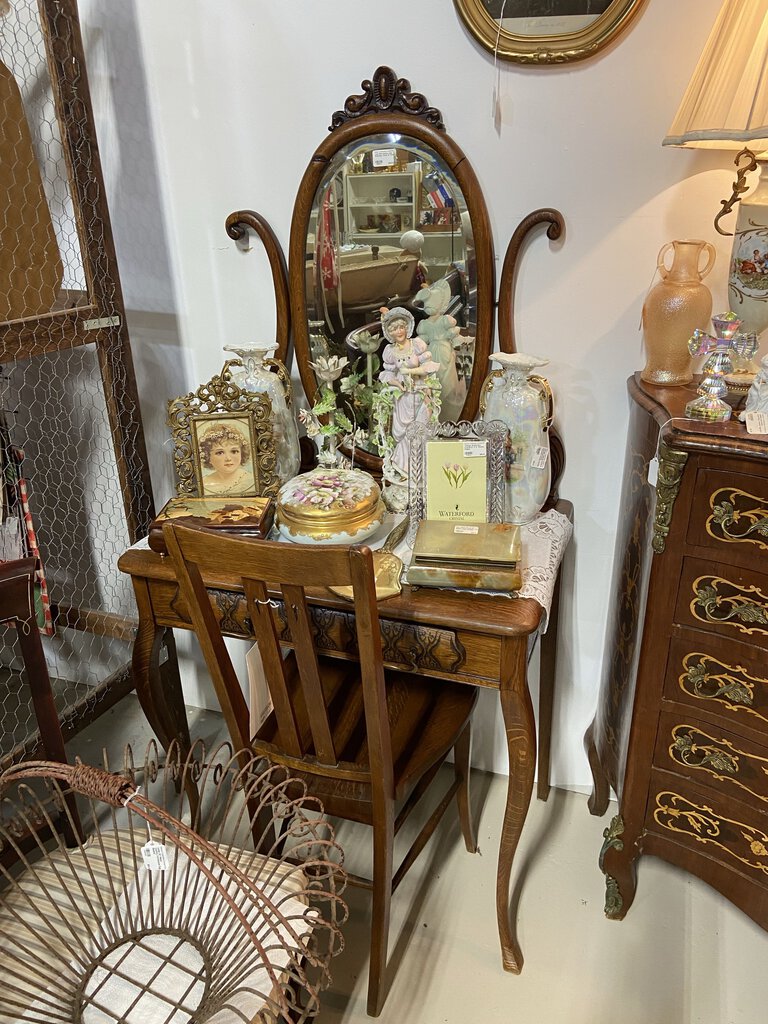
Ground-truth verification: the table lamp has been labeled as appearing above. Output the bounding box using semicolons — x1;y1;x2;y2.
663;0;768;336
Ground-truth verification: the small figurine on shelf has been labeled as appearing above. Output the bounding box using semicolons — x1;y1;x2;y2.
740;355;768;421
414;278;467;422
375;306;441;508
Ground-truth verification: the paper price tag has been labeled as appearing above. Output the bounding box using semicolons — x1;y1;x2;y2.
647;456;659;488
462;440;487;458
530;445;549;470
745;411;768;435
454;525;479;534
141;841;169;872
372;148;397;167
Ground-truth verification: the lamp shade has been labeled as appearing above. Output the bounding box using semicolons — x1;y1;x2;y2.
663;0;768;153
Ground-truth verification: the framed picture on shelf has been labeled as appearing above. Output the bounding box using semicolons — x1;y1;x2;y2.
191;414;260;498
406;420;507;541
167;360;279;499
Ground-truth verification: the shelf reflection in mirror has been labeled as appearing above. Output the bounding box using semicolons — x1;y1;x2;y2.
305;134;476;457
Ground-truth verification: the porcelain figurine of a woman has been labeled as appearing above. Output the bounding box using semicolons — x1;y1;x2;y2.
378;306;441;492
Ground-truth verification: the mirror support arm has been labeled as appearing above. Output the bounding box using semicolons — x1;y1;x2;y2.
225;210;292;365
498;208;564;354
498;208;566;500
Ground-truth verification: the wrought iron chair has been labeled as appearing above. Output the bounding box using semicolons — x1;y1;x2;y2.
0;741;347;1023
164;524;478;1016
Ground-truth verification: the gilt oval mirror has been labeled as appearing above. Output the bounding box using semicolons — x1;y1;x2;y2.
453;0;648;64
289;67;494;474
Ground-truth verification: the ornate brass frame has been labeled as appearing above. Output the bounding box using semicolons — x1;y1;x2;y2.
167;361;278;499
453;0;648;65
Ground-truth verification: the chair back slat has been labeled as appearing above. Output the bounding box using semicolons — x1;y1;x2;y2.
281;584;336;764
163;530;251;752
164;524;391;780
242;579;302;756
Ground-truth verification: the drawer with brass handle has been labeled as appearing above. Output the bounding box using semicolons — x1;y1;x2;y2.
654;710;768;812
662;635;768;741
687;468;768;560
674;556;768;649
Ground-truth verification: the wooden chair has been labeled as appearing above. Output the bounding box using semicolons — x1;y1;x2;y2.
0;557;80;862
164;524;478;1016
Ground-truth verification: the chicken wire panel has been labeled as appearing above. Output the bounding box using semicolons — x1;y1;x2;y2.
0;1;152;767
1;0;89;321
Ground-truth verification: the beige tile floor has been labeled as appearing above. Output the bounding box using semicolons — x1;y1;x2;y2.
71;696;768;1024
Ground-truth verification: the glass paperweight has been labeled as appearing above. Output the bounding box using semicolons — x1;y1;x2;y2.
224;343;301;483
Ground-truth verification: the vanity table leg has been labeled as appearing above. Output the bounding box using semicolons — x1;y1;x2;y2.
536;571;562;802
497;634;536;974
131;577;191;755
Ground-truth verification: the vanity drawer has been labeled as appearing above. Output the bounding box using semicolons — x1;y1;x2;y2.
645;770;768;886
687;468;768;558
674;555;768;650
663;634;768;739
654;709;768;814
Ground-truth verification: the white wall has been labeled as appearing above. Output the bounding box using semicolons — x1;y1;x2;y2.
78;0;738;788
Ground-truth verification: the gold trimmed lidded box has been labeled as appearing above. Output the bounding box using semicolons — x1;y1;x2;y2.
276;467;385;545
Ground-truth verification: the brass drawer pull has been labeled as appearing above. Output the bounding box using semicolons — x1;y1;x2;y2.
672;730;738;774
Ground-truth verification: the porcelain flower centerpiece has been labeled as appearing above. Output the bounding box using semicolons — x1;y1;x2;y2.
302;354;356;467
280;351;384;544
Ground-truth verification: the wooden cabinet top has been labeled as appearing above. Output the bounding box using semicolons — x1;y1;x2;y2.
629;373;768;465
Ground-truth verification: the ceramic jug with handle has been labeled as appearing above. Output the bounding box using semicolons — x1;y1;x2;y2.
641;239;716;386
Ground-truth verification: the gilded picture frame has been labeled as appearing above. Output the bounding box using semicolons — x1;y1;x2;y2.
453;0;648;65
167;361;279;499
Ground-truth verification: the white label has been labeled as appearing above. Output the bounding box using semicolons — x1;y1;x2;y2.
83;315;120;330
745;411;768;435
141;841;169;872
454;525;479;534
647;456;659;488
530;445;549;470
462;440;487;458
372;149;397;167
247;642;274;735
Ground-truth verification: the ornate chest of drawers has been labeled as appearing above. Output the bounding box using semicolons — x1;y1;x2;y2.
585;374;768;926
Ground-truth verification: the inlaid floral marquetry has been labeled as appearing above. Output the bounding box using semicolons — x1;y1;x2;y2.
707;487;768;551
678;653;765;724
667;725;768;804
654;792;768;877
691;575;768;637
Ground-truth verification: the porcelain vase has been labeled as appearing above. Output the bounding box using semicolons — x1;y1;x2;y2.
641;239;715;387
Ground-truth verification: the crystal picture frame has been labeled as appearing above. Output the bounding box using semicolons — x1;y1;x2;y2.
406;419;507;543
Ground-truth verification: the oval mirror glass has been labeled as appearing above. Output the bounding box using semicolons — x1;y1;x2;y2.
304;134;477;455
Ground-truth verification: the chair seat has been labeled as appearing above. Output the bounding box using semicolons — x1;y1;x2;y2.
255;653;478;822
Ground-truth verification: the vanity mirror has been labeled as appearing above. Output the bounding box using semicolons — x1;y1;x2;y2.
288;66;494;474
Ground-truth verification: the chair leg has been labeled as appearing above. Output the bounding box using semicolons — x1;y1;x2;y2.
368;805;394;1017
454;722;477;853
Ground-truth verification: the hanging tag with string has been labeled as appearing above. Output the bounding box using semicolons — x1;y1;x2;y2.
492;0;508;132
126;788;169;871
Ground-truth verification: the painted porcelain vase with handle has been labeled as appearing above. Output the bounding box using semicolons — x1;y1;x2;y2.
224;342;301;484
641;239;716;386
480;352;553;525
